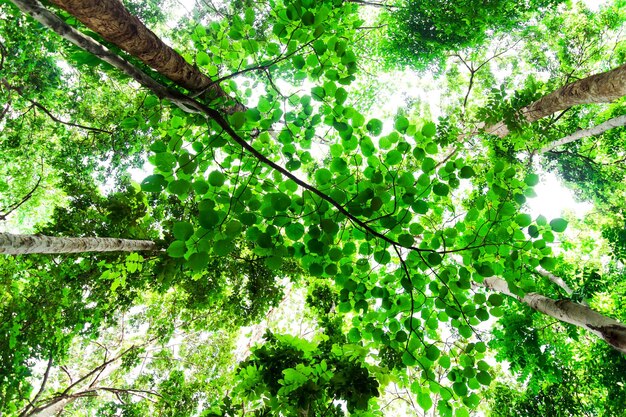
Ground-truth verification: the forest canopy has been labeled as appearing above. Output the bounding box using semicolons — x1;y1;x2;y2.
1;0;626;416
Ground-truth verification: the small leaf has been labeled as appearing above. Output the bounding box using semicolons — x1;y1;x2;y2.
459;166;475;178
433;183;449;197
173;221;194;241
550;218;568;232
167;241;187;258
140;175;166;193
315;168;332;185
539;256;557;270
394;116;409;133
208;171;225;187
525;173;540;186
196;51;211;66
366;118;383;136
422;122;436;137
187;252;210;272
476;370;492;386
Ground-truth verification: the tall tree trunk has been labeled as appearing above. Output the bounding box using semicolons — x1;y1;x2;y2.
481;276;626;353
0;233;156;254
487;63;626;137
45;0;236;106
540;114;626;153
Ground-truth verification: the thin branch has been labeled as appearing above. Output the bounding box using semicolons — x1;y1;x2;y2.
0;78;112;134
0;176;42;221
540;115;626;154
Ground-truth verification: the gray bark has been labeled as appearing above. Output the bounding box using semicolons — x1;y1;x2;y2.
0;233;156;254
541;114;626;153
481;276;626;354
487;63;626;137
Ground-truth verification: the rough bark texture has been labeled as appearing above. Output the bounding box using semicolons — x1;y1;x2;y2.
482;277;626;354
487;63;626;137
46;0;208;91
541;114;626;153
45;0;241;110
0;233;156;254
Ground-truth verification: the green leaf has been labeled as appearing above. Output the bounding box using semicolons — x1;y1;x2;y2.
515;213;532;227
385;150;403;165
173;221;194;241
187;252;210;272
208;171;225;187
140;175;166;193
525;173;540;186
402;351;417;366
539;256;557;270
395;116;409;133
301;11;315;25
459;166;475;178
488;294;504;307
315;168;332;185
196;51;210;66
168;179;191;196
432;183;449;196
167;241;186;258
550;218;568;232
427;252;442;265
285;223;305;240
398;233;414;247
422;122;436;137
230;112;246;129
476;370;492;386
417;393;433;410
366;118;384;136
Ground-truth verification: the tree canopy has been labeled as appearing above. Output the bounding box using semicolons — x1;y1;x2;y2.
1;0;626;415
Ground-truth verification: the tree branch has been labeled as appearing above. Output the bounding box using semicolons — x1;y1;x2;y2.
540;114;626;154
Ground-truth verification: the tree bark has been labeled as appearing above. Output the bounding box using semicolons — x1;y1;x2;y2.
45;0;238;107
487;63;626;137
481;276;626;354
540;114;626;153
9;0;207;115
0;233;156;254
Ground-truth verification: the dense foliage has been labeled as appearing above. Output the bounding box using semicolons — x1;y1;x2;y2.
1;0;625;416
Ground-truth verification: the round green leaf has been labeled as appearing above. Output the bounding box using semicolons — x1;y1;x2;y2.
168;179;190;196
550;218;568;232
525;173;540;186
141;175;166;193
476;370;492;386
366;118;383;136
433;183;449;197
285;223;305;240
167;240;186;258
315;168;332;185
208;171;225;187
421;121;436;138
187;252;210;272
173;221;194;241
394;116;409;133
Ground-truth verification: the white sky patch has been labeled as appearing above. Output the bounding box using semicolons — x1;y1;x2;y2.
526;171;592;220
582;0;609;10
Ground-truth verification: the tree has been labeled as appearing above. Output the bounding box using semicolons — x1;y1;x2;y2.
486;62;626;137
377;0;563;70
4;0;626;415
0;232;157;254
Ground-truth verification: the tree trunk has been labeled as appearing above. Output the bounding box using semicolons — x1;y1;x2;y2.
487;63;626;137
45;0;233;103
540;114;626;153
481;276;626;354
0;233;156;254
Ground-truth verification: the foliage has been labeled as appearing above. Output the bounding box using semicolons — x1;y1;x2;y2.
2;0;626;416
381;0;562;70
